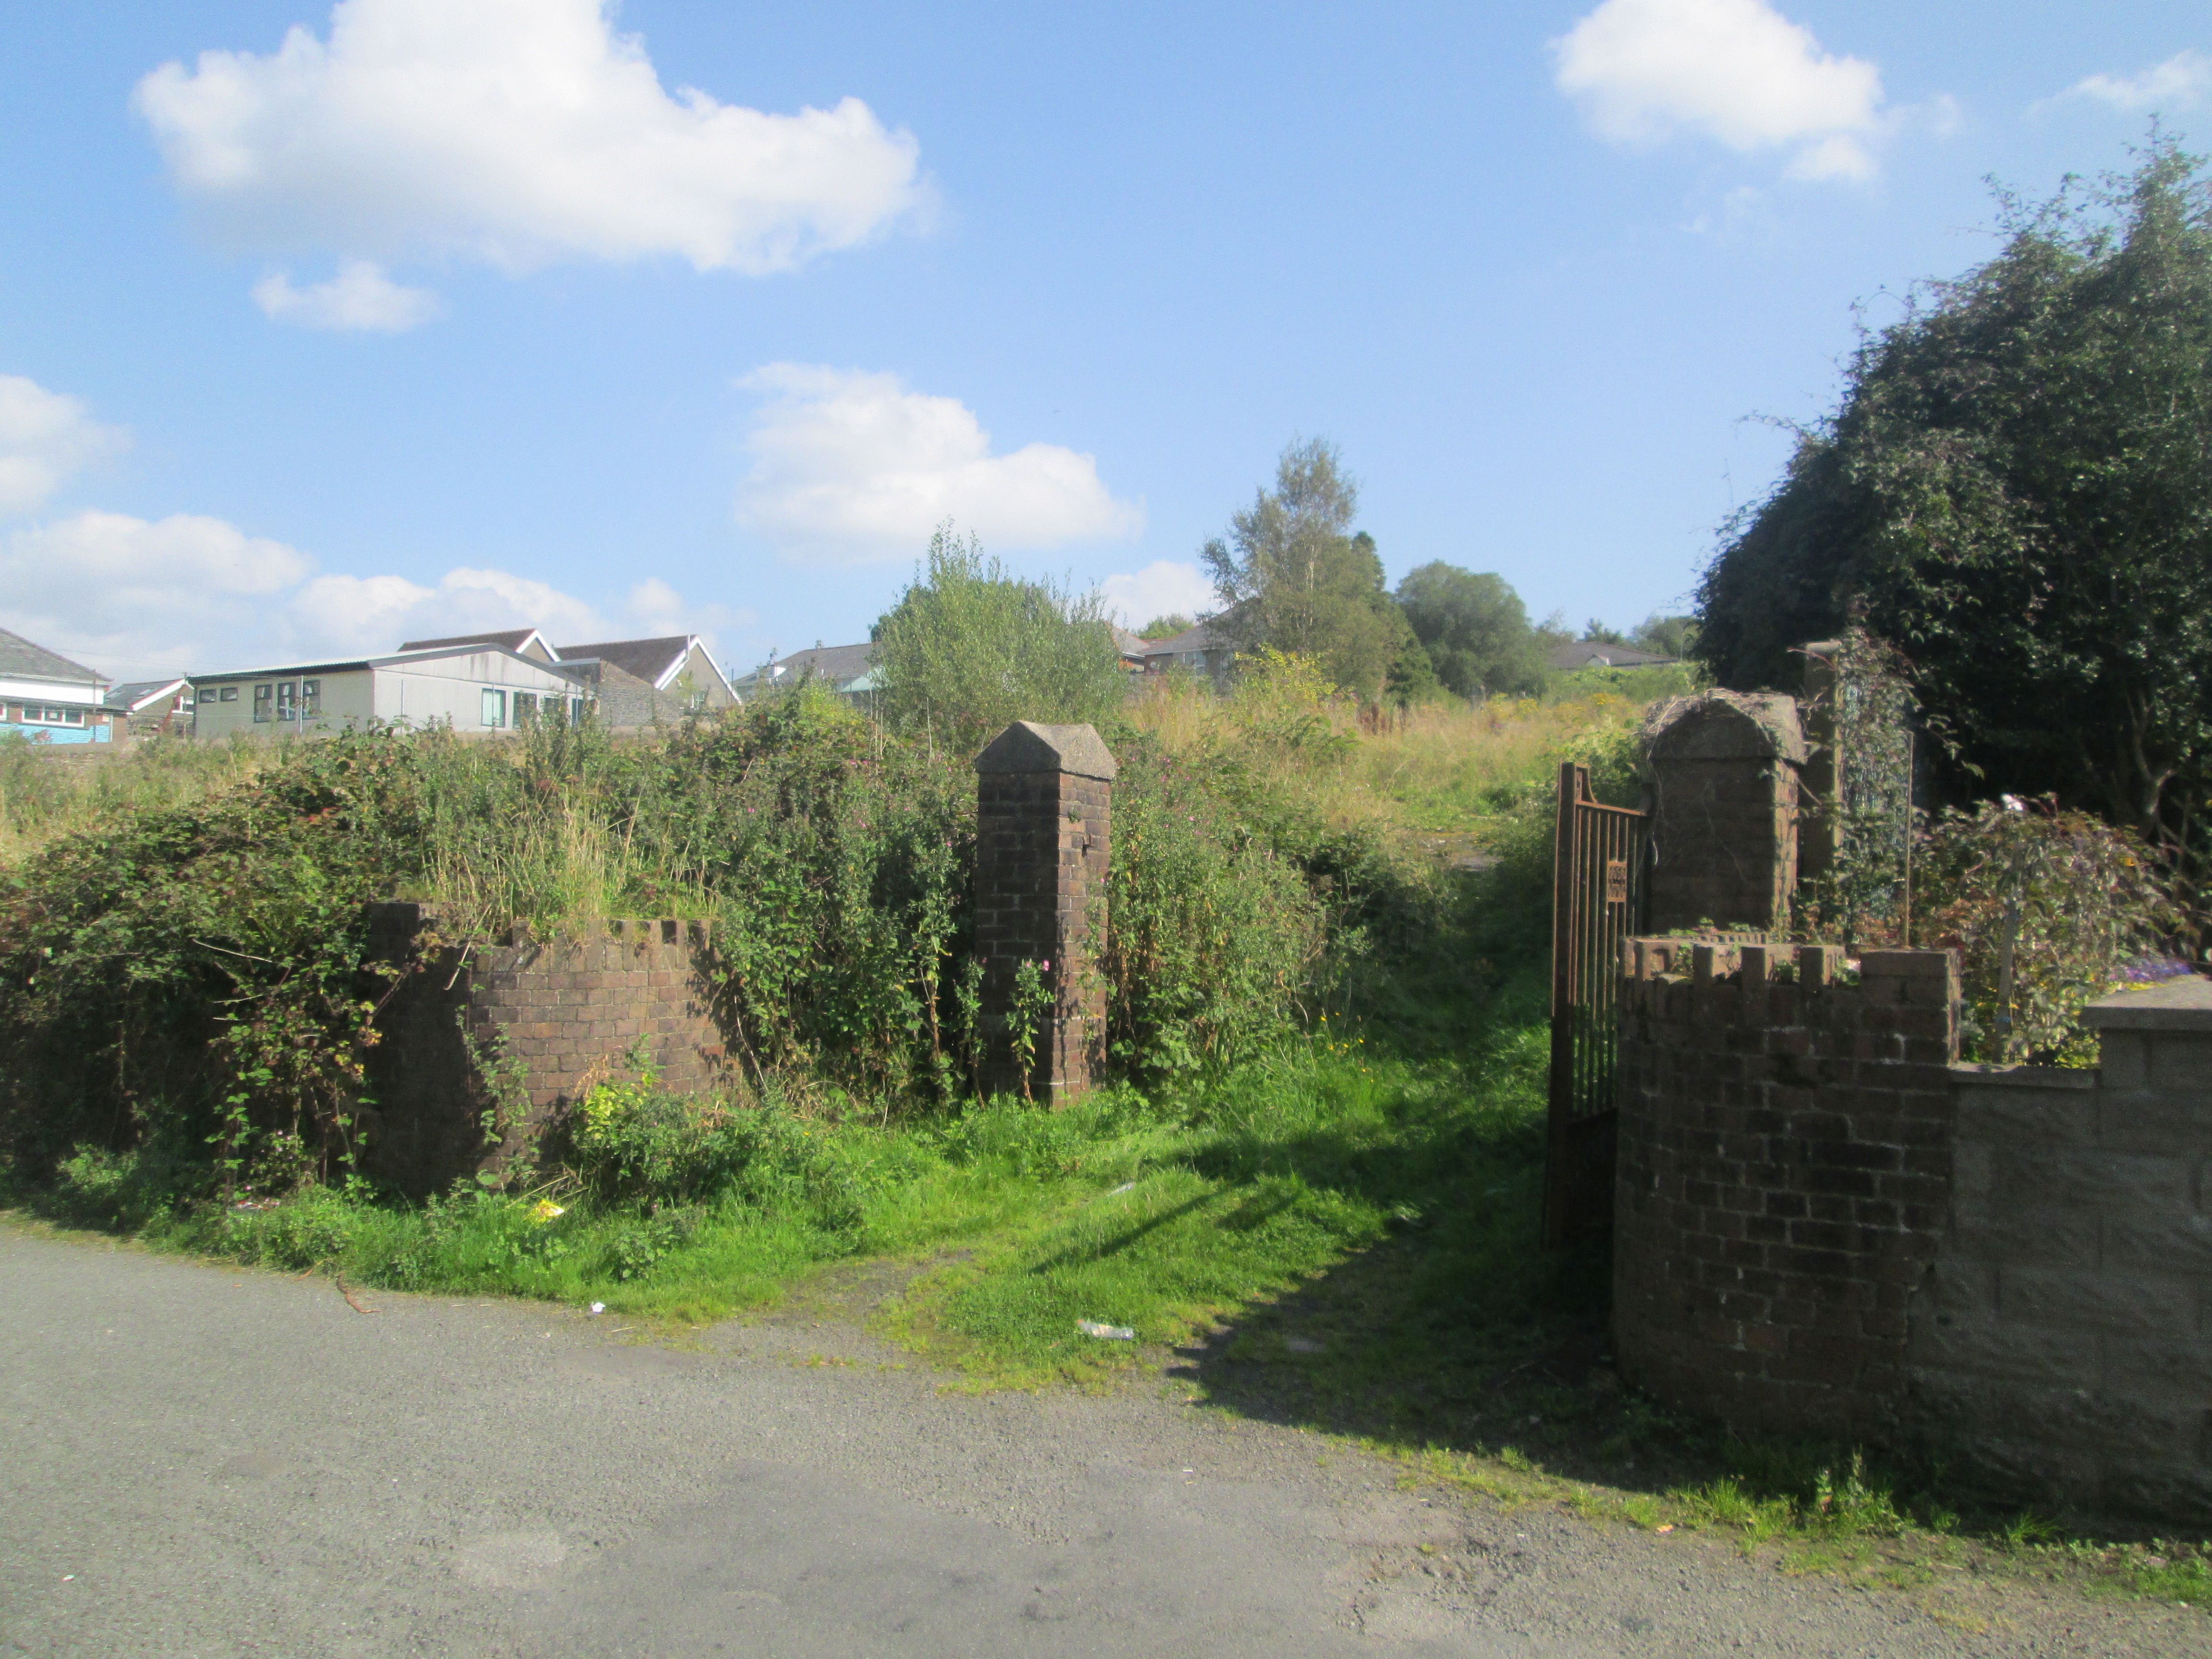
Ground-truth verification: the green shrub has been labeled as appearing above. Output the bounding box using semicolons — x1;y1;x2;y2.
1103;741;1326;1078
1916;797;2178;1064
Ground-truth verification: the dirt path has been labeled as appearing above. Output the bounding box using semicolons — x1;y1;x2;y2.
0;1227;2200;1658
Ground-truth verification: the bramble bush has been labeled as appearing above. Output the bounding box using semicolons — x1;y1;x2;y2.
0;675;1368;1208
1914;796;2177;1064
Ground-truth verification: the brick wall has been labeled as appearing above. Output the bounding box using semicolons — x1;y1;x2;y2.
359;904;727;1196
973;721;1114;1103
1614;938;1958;1439
1615;944;2212;1522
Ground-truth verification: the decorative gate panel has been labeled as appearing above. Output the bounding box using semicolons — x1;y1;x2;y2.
1542;761;1649;1247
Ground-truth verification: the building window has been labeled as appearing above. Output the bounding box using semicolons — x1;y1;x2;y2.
481;688;506;729
512;691;539;724
300;679;321;716
276;681;298;721
220;686;238;702
571;697;589;724
197;687;216;705
23;706;84;726
253;684;273;722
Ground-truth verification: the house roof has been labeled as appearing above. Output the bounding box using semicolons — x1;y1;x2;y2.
558;635;723;693
192;644;576;683
1139;619;1231;659
0;626;103;687
1547;641;1678;671
1110;625;1147;659
104;677;190;714
397;628;554;660
741;641;877;690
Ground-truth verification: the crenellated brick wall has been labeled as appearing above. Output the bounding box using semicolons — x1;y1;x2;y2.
1613;938;1959;1439
1615;941;2212;1523
358;904;728;1196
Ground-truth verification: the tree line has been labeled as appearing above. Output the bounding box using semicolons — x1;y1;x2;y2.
858;441;1691;754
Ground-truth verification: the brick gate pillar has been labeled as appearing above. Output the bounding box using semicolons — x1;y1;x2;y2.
1644;692;1807;935
974;721;1116;1103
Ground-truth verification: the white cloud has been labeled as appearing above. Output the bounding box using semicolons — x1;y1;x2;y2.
292;566;611;658
1096;562;1216;631
734;364;1144;562
624;577;740;641
0;375;129;516
2061;50;2212;113
1786;133;1876;183
254;261;444;332
135;0;926;315
0;512;725;679
1553;0;1885;180
0;511;316;675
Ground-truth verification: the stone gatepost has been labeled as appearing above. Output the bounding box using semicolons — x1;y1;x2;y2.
974;721;1116;1103
1643;692;1806;935
1795;641;1842;887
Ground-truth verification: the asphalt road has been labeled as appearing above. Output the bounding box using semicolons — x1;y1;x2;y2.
0;1227;2202;1659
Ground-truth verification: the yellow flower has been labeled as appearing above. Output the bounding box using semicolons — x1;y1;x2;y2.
529;1199;566;1224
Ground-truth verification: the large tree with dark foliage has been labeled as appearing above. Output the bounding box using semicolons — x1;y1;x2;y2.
1695;139;2212;889
1394;563;1547;698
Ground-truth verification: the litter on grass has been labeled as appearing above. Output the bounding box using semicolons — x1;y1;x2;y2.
1106;1182;1136;1196
588;1302;606;1315
1077;1320;1136;1341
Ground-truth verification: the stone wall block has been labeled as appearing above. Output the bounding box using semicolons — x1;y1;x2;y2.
1953;1072;2097;1144
1998;1266;2196;1334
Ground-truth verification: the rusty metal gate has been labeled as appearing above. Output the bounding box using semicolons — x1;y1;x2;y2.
1542;761;1649;1246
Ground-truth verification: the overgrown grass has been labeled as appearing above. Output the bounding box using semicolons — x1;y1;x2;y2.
0;733;265;862
1126;669;1653;839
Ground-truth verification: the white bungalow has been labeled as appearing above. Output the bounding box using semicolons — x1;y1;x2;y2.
188;644;589;740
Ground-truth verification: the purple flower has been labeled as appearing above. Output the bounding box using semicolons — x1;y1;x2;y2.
2118;956;2196;984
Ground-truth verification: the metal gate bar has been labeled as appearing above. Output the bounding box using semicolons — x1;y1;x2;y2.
1542;761;1649;1247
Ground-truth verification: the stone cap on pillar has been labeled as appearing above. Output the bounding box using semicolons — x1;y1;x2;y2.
1642;690;1808;764
2083;974;2212;1032
975;721;1118;781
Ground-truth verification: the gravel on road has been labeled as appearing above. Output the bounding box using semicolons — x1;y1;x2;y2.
0;1226;2200;1659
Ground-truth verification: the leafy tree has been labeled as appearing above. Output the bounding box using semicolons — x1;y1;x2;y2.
1579;619;1630;646
1393;563;1547;698
1138;613;1193;641
1630;614;1697;658
1200;438;1419;702
1694;138;2212;902
872;524;1127;755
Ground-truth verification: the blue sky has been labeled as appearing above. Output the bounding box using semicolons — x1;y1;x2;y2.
0;0;2200;680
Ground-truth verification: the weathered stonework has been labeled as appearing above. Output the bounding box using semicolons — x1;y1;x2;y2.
1794;642;1841;887
1642;693;1806;935
359;904;727;1196
1615;943;2212;1524
973;721;1114;1103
